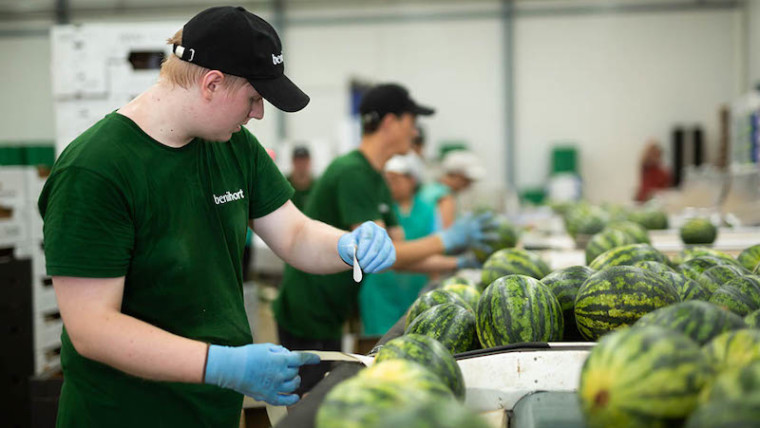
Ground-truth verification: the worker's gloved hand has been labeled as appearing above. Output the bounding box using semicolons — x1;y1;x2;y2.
438;213;499;253
204;343;320;406
338;221;396;273
456;253;482;270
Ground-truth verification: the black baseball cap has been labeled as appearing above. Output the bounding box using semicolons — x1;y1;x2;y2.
173;6;309;112
358;84;435;122
292;146;310;158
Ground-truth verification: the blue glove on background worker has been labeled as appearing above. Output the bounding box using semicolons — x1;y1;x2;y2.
204;343;321;406
438;212;499;253
338;221;396;273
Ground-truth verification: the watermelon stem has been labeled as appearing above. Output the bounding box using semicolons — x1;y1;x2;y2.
594;390;610;407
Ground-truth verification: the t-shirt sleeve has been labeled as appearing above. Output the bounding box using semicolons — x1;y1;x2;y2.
336;166;386;227
39;167;134;278
246;133;294;219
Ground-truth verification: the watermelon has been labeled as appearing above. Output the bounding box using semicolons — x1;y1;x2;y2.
316;361;453;428
634;301;746;345
628;208;668;230
738;244;760;272
697;264;747;294
370;399;491;428
680;217;717;245
633;260;674;275
746;309;760;328
476;275;563;347
606;221;651;244
725;276;760;304
662;271;711;301
565;205;609;238
579;326;711;427
405;303;477;354
673;246;738;266
585;229;637;265
699;360;760;404
703;329;760;373
405;289;468;329
588;243;668;270
574;266;679;341
473;215;519;263
540;265;594;341
679;256;740;281
440;276;476;288
684;394;760;428
480;248;550;288
374;334;465;400
441;283;480;310
708;284;760;316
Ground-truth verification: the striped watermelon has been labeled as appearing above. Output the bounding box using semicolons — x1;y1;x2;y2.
585;229;637;265
726;276;760;304
441;283;480;310
709;284;760;316
440;276;476;288
684;394;760;428
634;301;746;345
480;248;550;288
579;326;710;427
697;265;747;294
662;271;711;302
372;399;491;428
628;208;668;230
540;265;594;341
374;334;465;400
405;289;468;329
673;247;739;267
574;266;679;341
699;360;760;404
680;217;717;245
476;275;563;347
633;260;674;275
405;303;477;354
703;329;760;373
746;309;760;328
316;360;453;428
679;256;740;281
473;215;519;263
588;243;668;270
606;221;651;244
738;244;760;272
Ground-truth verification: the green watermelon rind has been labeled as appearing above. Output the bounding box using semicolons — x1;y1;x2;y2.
737;244;760;272
634;300;746;346
480;248;551;287
588;243;668;270
679;218;718;245
585;229;637;265
405;303;477;354
702;329;760;374
405;289;468;329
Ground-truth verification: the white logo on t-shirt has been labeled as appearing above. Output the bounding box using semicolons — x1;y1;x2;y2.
214;189;245;205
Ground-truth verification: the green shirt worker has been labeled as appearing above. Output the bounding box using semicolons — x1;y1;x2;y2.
287;145;316;210
419;150;486;229
39;7;395;427
360;154;480;336
273;83;494;391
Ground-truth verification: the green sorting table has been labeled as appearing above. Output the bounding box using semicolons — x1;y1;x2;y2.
511;391;587;428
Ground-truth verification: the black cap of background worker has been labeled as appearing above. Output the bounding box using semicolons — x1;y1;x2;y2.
292;146;310;159
359;84;435;125
173;6;309;112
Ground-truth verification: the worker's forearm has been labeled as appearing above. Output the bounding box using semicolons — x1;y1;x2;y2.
397;254;457;273
286;218;348;274
393;235;445;268
70;311;208;384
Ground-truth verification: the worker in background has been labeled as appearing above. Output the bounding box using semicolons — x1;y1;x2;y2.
635;140;671;202
419;150;486;229
360;153;478;337
287;145;316;211
273;83;495;392
38;7;395;427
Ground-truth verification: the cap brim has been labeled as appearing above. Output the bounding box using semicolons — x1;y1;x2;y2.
249;74;310;113
413;104;435;116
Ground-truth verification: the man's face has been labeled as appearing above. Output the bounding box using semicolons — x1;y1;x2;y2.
385;171;416;202
389;113;418;155
205;82;264;142
292;156;311;174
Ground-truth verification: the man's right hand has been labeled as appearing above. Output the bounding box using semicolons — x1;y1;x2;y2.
204;343;320;406
438;213;498;253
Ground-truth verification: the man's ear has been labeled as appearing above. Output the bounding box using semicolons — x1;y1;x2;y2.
199;70;225;101
378;113;398;132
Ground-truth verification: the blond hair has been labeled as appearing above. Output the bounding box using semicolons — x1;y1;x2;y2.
159;29;249;92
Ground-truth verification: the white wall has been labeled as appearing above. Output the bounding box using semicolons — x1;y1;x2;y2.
748;0;760;89
514;9;741;203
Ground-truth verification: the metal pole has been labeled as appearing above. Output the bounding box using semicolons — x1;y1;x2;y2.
273;0;287;142
502;0;515;189
55;0;70;24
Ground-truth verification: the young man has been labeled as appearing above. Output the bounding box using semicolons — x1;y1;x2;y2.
287;145;316;211
38;6;395;427
273;83;494;390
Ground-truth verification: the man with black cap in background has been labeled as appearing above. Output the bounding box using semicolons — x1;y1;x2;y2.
288;145;316;211
38;6;396;427
273;83;494;393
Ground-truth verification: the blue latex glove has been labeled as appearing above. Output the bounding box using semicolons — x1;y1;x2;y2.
456;253;482;269
438;213;499;253
338;221;396;273
204;343;320;406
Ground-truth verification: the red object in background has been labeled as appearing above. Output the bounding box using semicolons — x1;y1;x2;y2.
265;147;276;161
635;141;671;202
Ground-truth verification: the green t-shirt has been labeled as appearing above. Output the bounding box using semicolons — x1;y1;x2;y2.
272;150;398;340
38;112;293;427
286;174;315;211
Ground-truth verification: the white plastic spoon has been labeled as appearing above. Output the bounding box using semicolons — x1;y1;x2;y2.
353;245;362;282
